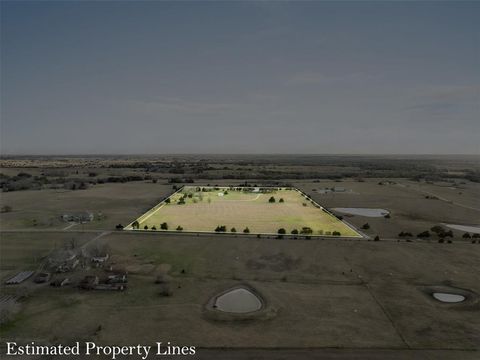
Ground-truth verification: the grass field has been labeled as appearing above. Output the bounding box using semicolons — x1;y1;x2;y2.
126;186;361;237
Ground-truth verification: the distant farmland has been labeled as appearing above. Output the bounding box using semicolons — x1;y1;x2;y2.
126;186;361;237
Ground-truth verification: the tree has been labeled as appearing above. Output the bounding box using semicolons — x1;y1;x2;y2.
300;227;313;234
176;226;183;231
361;223;370;230
115;224;123;230
279;198;284;203
291;229;299;235
160;222;168;230
374;235;380;241
132;221;140;229
463;232;472;239
269;196;276;203
144;225;149;230
243;227;250;233
278;228;286;234
231;227;237;233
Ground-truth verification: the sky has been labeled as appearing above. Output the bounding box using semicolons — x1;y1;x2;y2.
1;1;479;155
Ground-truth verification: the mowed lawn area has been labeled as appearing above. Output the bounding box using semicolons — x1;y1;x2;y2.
127;187;361;237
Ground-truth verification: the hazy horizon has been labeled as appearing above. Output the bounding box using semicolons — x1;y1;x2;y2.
1;1;479;155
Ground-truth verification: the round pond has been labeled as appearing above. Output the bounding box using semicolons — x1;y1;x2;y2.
432;292;466;303
443;224;480;234
214;288;262;313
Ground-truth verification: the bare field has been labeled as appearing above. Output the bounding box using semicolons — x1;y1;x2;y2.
128;186;361;237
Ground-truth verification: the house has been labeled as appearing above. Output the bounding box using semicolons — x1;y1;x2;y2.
34;272;51;283
61;212;94;223
91;254;109;264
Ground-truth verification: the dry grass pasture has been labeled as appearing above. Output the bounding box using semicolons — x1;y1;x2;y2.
1;156;480;359
1;232;479;358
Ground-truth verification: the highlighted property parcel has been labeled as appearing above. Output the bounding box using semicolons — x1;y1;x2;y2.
125;186;362;237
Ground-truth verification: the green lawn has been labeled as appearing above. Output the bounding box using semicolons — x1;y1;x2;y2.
126;186;361;237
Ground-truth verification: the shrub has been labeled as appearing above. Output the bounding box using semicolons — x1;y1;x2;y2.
291;229;299;234
243;227;250;233
160;222;168;230
269;196;276;203
165;198;171;204
144;225;149;230
132;221;140;229
332;231;341;236
361;223;370;230
374;235;380;241
176;226;183;231
279;198;284;203
278;228;286;234
231;227;237;233
115;224;123;230
463;232;471;239
151;226;157;230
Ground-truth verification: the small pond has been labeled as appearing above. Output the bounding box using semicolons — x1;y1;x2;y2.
214;288;262;313
444;224;480;234
432;292;466;303
333;208;389;217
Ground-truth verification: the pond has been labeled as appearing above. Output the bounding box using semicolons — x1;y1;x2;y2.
444;224;480;234
333;208;389;217
432;292;466;303
214;288;262;313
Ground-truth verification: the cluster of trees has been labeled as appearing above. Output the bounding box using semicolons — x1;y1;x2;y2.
430;225;453;238
214;225;250;233
0;170;157;192
275;226;340;236
268;196;285;203
131;221;184;231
